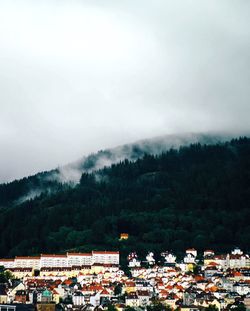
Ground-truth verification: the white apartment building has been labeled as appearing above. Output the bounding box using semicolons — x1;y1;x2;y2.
15;257;40;269
0;250;119;270
40;254;68;268
0;259;15;269
67;253;92;266
92;251;119;265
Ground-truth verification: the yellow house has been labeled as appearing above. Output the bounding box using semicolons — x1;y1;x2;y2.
11;268;33;279
52;289;61;304
80;266;91;275
124;281;136;294
90;264;106;274
125;293;140;307
119;233;129;240
187;263;195;272
114;303;126;311
40;268;74;278
37;303;55;311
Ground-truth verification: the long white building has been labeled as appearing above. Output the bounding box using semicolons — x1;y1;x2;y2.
0;251;119;270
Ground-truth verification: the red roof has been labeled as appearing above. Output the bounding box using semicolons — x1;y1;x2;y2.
166;285;173;290
126;281;135;287
88;285;104;291
194;275;205;281
159;290;169;296
100;289;110;295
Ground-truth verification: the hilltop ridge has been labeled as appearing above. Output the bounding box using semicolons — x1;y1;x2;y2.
0;132;232;207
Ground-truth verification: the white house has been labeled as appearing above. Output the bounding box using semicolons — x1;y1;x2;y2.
72;291;85;306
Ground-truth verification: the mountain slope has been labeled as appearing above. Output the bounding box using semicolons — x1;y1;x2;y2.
0;137;250;259
0;132;231;207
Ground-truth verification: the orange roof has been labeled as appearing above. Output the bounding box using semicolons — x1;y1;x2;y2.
207;285;218;292
63;279;73;285
175;285;184;291
208;262;218;266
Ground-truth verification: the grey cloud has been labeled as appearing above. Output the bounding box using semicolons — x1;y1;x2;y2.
0;0;250;182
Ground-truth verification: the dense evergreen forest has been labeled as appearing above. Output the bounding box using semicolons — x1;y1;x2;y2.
0;137;250;262
0;133;225;208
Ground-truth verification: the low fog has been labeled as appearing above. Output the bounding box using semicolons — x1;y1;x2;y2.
0;0;250;182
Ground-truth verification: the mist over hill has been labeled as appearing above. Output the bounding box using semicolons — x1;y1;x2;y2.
0;132;233;207
57;132;231;183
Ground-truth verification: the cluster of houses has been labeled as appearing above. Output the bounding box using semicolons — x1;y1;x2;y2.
128;248;250;271
0;248;250;311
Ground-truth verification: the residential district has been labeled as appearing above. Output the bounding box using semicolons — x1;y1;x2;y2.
0;248;250;311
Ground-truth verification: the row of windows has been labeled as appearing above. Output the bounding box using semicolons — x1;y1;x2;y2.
0;255;119;268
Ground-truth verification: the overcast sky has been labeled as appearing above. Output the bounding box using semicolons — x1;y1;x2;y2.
0;0;250;182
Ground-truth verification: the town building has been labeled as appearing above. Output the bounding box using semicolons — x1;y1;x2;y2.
0;251;119;273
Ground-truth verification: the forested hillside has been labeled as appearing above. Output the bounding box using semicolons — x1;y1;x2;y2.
0;137;250;261
0;133;227;207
